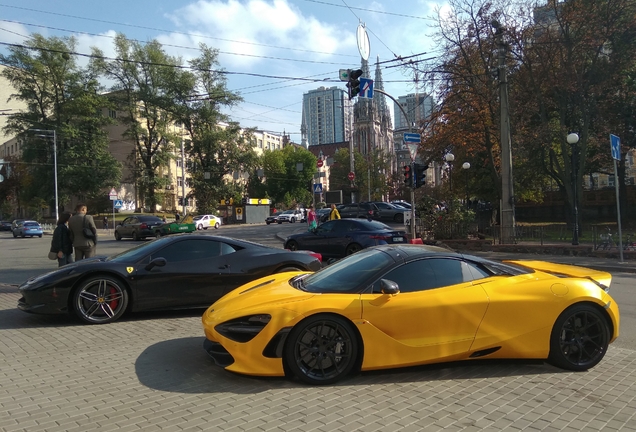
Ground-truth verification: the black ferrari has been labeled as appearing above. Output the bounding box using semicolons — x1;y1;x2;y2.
18;234;322;324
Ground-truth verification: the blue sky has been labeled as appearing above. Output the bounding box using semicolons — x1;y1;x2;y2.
0;0;442;140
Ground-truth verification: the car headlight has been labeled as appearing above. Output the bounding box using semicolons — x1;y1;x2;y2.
215;314;272;343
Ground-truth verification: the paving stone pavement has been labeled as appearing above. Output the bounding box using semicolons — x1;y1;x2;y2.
1;287;636;432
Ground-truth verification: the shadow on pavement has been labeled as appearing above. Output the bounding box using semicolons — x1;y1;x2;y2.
135;337;565;394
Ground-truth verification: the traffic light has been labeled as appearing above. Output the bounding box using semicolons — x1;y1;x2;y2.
347;69;363;100
241;197;247;205
403;163;413;188
413;163;429;189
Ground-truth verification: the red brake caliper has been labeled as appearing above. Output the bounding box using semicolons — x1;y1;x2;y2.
109;287;119;310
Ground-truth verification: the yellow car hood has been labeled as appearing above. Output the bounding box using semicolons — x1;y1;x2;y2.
210;272;316;315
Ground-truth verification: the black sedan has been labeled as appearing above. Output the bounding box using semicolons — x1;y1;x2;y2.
115;215;163;240
18;234;322;324
0;220;12;231
284;219;408;258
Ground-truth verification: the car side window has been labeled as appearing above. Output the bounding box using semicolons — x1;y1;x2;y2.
333;220;354;232
317;221;336;233
372;258;483;293
153;239;223;263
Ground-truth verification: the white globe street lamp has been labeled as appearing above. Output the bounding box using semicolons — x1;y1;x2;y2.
462;162;471;207
445;153;455;192
567;133;580;245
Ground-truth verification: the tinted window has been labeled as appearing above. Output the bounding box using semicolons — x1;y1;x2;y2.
153;239;224;263
373;258;484;293
375;203;392;209
355;220;391;230
140;216;161;223
316;221;337;233
24;222;39;227
303;249;394;293
335;220;357;232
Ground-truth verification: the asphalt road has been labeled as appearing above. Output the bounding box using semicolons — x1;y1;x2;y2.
1;221;634;351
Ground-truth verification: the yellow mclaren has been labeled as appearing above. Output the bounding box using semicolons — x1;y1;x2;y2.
202;245;620;385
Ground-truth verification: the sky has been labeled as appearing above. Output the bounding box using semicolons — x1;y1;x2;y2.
0;0;444;141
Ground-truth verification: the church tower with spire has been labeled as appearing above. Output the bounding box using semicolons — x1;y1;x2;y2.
351;56;394;166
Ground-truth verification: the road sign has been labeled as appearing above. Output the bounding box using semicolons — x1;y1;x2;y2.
407;143;419;161
113;200;123;209
610;134;621;161
317;159;323;168
313;183;323;193
339;69;349;81
403;133;421;143
348;171;355;181
359;78;373;98
356;24;370;61
109;188;118;200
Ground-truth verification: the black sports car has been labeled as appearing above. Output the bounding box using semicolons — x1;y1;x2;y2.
18;234;322;324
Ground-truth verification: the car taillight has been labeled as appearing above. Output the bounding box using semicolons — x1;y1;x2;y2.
140;223;148;229
369;235;390;240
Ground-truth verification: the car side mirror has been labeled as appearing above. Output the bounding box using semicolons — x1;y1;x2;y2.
380;279;400;295
145;257;167;271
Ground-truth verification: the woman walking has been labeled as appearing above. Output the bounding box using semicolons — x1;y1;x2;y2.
50;212;74;267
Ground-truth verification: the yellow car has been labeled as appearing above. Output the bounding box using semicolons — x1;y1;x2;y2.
202;245;620;385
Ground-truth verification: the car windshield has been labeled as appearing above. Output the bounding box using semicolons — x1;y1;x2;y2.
281;210;294;214
24;222;40;227
301;249;394;293
106;238;173;263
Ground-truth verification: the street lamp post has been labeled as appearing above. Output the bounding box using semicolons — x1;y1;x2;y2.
31;129;58;222
445;153;455;192
568;133;580;245
462;162;471;208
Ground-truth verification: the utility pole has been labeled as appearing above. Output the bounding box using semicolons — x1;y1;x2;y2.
493;20;515;244
181;139;187;216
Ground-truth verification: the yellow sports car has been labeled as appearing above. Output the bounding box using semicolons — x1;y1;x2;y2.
202;245;620;385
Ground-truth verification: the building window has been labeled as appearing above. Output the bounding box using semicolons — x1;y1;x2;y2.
108;109;117;118
177;177;183;187
176;159;182;168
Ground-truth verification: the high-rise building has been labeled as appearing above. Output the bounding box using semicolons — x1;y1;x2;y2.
301;87;353;147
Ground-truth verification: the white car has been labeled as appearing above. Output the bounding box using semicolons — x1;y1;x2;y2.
192;214;222;230
276;210;304;224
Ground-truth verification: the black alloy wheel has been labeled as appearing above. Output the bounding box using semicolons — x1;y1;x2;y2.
285;314;359;385
548;303;610;371
132;231;139;241
345;243;362;255
394;213;404;223
285;240;299;251
73;276;129;324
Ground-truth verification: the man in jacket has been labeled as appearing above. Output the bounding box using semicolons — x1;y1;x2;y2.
68;203;97;260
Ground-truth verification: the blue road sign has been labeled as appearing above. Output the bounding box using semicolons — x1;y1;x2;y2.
114;199;123;209
313;183;323;193
359;78;374;98
403;133;421;143
610;134;621;161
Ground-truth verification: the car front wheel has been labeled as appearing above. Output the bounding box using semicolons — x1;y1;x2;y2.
115;231;122;241
285;314;359;385
73;276;129;324
285;240;299;251
197;224;203;230
548;303;610;371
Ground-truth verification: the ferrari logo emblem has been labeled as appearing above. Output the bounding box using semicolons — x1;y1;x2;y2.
126;267;134;274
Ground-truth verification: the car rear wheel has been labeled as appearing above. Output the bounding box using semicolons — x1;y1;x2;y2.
132;231;139;241
548;303;610;371
285;314;358;385
115;231;121;241
345;243;362;255
214;222;220;229
12;232;17;238
394;213;404;223
155;231;162;239
285;240;299;251
73;276;129;324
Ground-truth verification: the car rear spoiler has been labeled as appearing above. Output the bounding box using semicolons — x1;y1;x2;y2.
503;260;612;292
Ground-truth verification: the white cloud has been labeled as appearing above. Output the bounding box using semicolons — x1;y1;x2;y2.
0;21;31;45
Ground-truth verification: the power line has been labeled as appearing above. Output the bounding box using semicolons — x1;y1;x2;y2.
0;19;356;65
302;0;430;20
0;4;359;58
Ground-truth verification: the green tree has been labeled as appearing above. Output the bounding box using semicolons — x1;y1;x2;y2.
0;34;121;213
262;146;315;206
173;45;258;214
95;34;187;211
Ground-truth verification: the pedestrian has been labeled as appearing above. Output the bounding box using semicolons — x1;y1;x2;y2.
162;215;167;223
103;216;108;231
68;203;97;260
307;205;317;231
50;212;74;267
329;203;341;220
175;213;180;223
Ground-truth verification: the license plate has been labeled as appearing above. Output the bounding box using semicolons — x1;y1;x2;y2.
393;237;403;242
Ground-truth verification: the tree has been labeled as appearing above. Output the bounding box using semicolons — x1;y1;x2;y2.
173;44;258;214
96;34;188;211
261;146;316;207
0;34;121;214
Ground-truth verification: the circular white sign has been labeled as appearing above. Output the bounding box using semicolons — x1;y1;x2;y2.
357;24;370;61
